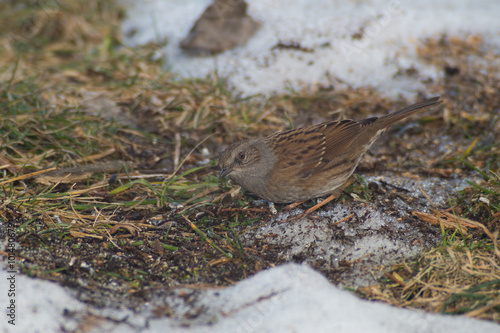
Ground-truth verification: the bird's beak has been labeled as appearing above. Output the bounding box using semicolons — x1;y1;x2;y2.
219;167;231;179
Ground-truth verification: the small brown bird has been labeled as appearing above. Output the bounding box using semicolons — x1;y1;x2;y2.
219;97;442;205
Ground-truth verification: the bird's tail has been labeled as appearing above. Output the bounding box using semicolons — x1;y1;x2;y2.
378;96;442;126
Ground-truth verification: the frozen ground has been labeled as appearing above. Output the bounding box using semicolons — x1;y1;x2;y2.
3;264;500;333
120;0;500;97
244;174;471;287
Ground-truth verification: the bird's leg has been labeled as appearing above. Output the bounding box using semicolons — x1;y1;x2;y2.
268;201;277;214
287;176;356;221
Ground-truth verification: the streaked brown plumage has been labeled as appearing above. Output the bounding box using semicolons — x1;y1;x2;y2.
219;97;442;203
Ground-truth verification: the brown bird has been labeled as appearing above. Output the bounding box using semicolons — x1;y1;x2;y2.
219;97;442;208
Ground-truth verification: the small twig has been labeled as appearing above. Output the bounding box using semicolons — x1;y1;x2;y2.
384;272;406;287
418;184;434;206
0;167;57;185
174;132;181;170
69;183;88;226
104;229;122;250
75;147;116;163
333;213;355;225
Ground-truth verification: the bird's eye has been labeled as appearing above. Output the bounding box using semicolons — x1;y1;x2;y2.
238;152;245;160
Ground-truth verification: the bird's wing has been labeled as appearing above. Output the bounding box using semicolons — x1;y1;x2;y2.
265;118;376;179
